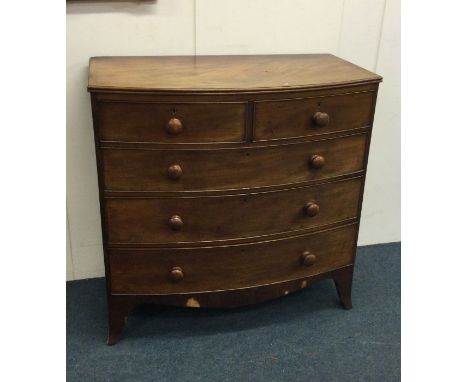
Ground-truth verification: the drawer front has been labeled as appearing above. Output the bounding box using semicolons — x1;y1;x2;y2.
105;178;362;245
97;102;246;143
102;133;367;192
109;224;357;294
254;91;374;141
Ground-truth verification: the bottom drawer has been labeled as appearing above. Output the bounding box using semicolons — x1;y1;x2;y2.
109;224;357;294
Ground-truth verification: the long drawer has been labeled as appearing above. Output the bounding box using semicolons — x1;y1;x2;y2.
97;101;247;143
254;91;374;141
101;133;367;192
105;177;362;245
109;224;357;294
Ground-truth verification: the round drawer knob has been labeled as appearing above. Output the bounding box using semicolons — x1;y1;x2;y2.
166;118;183;135
169;266;184;282
312;112;330;127
301;251;317;266
168;215;183;230
309;154;325;169
167;164;183;180
304;202;320;217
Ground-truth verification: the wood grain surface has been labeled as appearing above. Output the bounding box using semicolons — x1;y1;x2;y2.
88;55;382;92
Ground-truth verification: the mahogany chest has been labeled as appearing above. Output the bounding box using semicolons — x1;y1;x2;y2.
88;54;382;344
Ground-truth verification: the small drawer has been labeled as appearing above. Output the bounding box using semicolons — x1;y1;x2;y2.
96;101;247;143
104;177;362;245
108;224;357;294
101;133;367;192
253;91;374;141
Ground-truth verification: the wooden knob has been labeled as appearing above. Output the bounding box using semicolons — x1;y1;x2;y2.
313;112;330;127
168;215;183;230
166;118;183;135
304;202;320;217
309;155;325;169
169;267;184;282
167;164;183;180
301;251;317;266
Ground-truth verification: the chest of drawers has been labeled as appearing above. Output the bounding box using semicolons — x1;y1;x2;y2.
88;54;382;344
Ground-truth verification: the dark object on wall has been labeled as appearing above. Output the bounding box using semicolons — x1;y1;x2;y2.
87;54;382;344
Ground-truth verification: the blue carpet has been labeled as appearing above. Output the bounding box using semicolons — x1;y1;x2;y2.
67;242;400;381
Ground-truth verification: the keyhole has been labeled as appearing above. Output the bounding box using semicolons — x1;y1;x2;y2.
172;107;177;115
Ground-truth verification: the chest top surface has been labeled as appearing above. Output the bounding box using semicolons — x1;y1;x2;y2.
88;54;381;93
